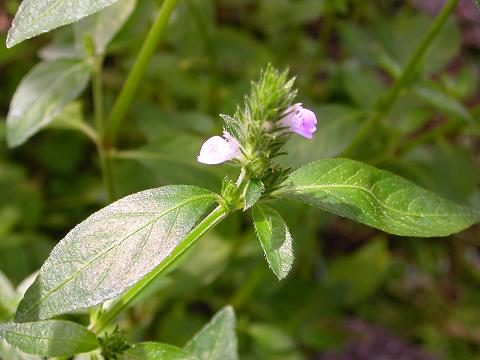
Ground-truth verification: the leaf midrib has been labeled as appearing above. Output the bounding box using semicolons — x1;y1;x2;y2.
274;184;471;219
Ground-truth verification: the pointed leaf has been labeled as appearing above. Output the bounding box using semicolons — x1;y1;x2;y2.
74;0;137;56
252;204;294;280
184;306;238;360
0;320;98;357
6;60;91;147
6;0;121;48
243;179;264;211
15;185;217;322
122;342;193;360
274;158;479;237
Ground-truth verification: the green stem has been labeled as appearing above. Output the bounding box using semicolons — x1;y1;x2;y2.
341;0;458;157
99;151;116;203
90;205;228;334
92;55;116;202
105;0;179;146
92;57;105;134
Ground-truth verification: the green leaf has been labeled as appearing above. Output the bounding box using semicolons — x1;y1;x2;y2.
274;158;479;237
15;185;217;322
243;179;264;210
6;60;91;148
184;306;238;360
74;0;137;56
0;320;98;357
252;204;294;280
6;0;122;48
122;342;193;360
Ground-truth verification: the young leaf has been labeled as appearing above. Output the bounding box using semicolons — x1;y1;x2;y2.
0;320;98;357
252;204;294;280
274;158;479;237
122;342;194;360
243;179;264;210
74;0;137;56
6;60;91;148
184;306;238;360
15;186;217;323
6;0;121;48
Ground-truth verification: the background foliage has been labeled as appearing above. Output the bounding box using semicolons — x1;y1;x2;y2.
1;0;480;359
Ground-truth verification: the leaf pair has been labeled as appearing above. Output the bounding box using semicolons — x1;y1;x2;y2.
0;307;238;359
6;0;136;147
11;159;479;325
253;157;480;280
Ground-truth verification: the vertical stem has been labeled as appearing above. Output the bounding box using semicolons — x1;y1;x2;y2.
341;0;458;157
92;56;116;202
92;57;105;133
105;0;179;146
90;205;228;334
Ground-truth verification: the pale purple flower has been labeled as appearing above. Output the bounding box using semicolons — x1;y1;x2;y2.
197;131;241;165
281;103;317;139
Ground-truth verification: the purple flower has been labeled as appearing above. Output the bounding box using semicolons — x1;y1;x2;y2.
281;103;317;139
197;131;242;165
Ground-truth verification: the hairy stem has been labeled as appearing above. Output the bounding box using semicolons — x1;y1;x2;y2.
90;205;228;334
341;0;458;157
105;0;179;146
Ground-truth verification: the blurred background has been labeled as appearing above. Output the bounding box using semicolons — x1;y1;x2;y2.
1;0;480;359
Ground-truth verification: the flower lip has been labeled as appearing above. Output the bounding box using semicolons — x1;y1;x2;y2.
281;103;317;139
197;131;241;165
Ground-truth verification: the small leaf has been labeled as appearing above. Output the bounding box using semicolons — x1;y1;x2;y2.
0;320;98;357
15;186;217;322
6;0;122;48
243;179;264;210
122;342;194;360
74;0;137;56
184;306;238;360
6;60;91;148
252;204;294;280
274;158;479;237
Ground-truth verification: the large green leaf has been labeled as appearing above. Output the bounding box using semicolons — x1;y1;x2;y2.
6;60;91;147
122;342;193;360
252;204;294;280
6;0;121;48
184;306;238;360
274;158;479;237
0;320;98;357
15;186;217;322
74;0;137;56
